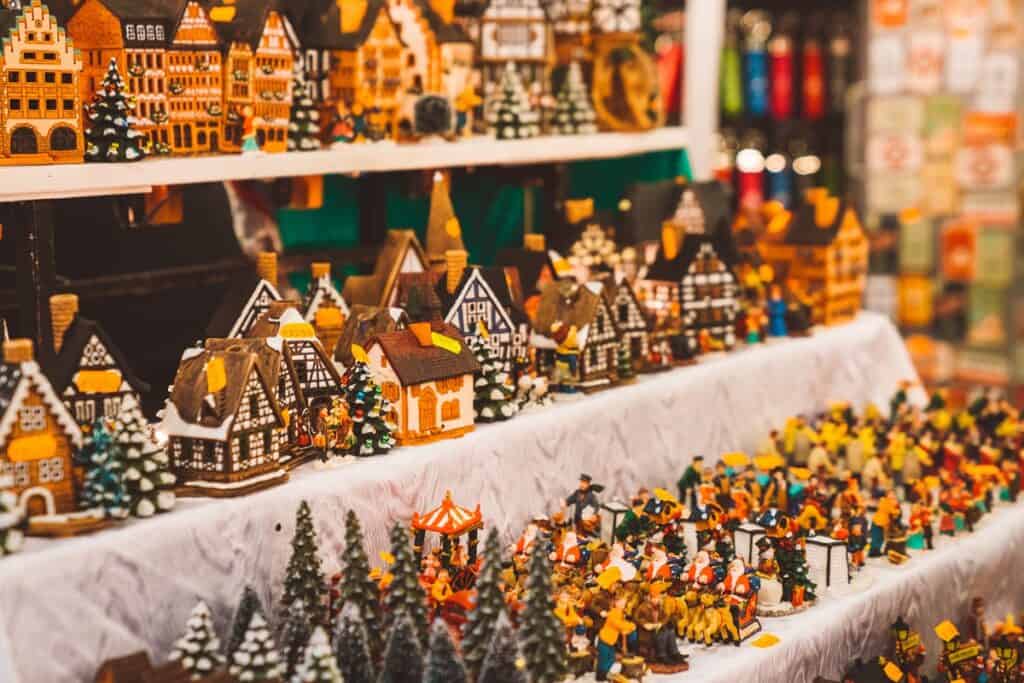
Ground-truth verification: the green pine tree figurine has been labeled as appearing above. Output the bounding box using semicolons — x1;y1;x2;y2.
468;337;518;422
477;613;527;683
0;489;22;556
114;395;175;518
616;339;635;380
288;61;321;152
228;612;284;681
777;540;817;605
383;522;429;645
338;510;384;658
79;418;128;519
424;619;468;683
279;599;313;679
281;500;327;626
460;528;507;678
293;627;341;682
334;604;377;683
486;62;540;140
169;601;225;678
519;535;568;683
379;612;424;683
227;586;265;659
340;361;396;457
85;58;147;162
552;61;597;135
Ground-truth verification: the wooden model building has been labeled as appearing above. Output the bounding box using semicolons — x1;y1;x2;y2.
531;278;621;389
0;0;84;164
332;0;405;123
476;0;551;94
303;262;350;358
0;339;82;518
66;0;175;150
333;304;408;369
496;232;556;320
387;0;474;98
425;171;465;271
757;188;869;326
364;320;479;444
166;0;222;154
161;344;288;496
395;270;443;321
342;229;430;308
285;0;337;112
206;0;295;153
45;293;149;425
205;251;282;339
600;275;648;370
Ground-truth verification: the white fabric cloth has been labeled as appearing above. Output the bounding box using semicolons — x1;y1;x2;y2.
0;313;918;682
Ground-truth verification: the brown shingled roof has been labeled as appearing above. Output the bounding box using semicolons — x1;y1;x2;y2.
334;305;409;367
532;279;602;338
342;230;429;307
168;348;283;432
369;321;479;386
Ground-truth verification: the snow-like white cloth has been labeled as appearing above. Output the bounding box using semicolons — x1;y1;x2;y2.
0;313;925;682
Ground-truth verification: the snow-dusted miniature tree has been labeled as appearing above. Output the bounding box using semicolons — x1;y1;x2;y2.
281;500;326;626
477;613;527;683
293;627;341;682
486;63;540;140
378;612;424;683
334;603;377;683
461;528;507;677
552;62;597;135
340;361;395;457
338;510;383;658
79;418;128;519
114;395;175;518
85;58;146;162
288;61;321;152
0;489;22;556
468;337;518;423
383;523;429;645
228;612;284;681
519;536;568;683
424;619;468;683
227;586;265;659
279;599;312;679
169;601;225;678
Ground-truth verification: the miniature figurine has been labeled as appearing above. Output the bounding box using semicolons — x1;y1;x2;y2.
564;474;603;537
596;595;636;681
767;284;788;337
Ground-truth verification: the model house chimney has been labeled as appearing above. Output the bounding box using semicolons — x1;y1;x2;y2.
661;222;679;261
257;251;278;286
430;0;455;22
50;293;79;354
409;321;433;347
446;249;467;295
3;338;33;364
523;233;545;252
311;262;331;280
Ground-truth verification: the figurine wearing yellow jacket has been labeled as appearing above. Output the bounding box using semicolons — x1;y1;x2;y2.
597;597;637;681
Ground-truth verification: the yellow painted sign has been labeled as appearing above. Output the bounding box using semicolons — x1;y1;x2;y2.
74;369;122;394
431;332;462;355
351;344;369;364
205;357;226;394
445;216;461;239
8;434;58;462
280;322;316;339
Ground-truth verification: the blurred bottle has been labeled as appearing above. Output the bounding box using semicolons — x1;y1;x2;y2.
768;12;797;121
827;12;853;115
720;9;745;118
802;13;826;120
742;10;771;117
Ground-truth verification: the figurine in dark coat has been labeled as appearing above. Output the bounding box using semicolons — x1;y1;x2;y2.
565;474;604;536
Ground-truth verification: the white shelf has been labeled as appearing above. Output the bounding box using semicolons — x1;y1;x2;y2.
0;127;688;203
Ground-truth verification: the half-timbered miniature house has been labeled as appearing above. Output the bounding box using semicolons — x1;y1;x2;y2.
425;171;465;272
364;320;478;444
333;304;408;370
206;251;282;339
0;1;83;164
757;189;868;326
0;339;82;518
332;0;405;121
342;229;430;308
477;0;551;94
531;278;621;389
206;0;295;153
66;0;175;149
162;345;287;496
303;262;349;358
388;0;474;98
166;1;223;154
600;275;648;370
45;294;148;425
285;0;338;111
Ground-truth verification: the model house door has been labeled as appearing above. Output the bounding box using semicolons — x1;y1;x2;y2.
419;387;437;432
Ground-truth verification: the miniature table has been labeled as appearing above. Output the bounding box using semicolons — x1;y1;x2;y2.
0;313;920;682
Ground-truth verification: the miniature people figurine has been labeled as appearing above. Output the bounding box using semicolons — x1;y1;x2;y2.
767;285;788;337
240;105;260;153
677;455;705;509
684;549;716;587
554;589;584;642
890;617;926;681
551;322;582;393
908;502;934;551
634;587;688;668
745;304;767;344
754;537;783;607
596;596;637;681
989;634;1023;683
454;83;482;137
564;473;604;537
870;490;900;557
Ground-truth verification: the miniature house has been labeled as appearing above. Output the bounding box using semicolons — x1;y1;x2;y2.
395;270;443;322
425;171;465;271
0;339;82;518
332;0;406;121
477;0;551;94
438;250;530;368
286;0;338;110
757;189;869;326
590;0;641;35
206;251;282;339
544;0;592;64
601;276;648;370
805;534;849;592
207;0;296;153
387;0;474;99
94;650;234;683
303;262;350;358
333;304;408;369
531;278;621;389
734;522;766;565
45;293;148;425
66;0;175;150
364;320;479;444
162;345;287;496
0;1;84;164
166;1;223;154
496;232;556;320
342;229;430;308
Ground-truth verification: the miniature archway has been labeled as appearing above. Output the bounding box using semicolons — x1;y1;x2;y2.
19;487;55;518
49;126;77;151
10;126;38;155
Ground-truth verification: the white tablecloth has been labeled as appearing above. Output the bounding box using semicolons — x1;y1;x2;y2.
0;313;920;682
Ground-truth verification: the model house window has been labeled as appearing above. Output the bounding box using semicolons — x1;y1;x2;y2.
25;71;36;82
239;435;250;462
19;406;46;433
103;397;121;417
249;395;259;418
441;400;460;420
38;456;64;483
126;25;135;40
383;382;399;402
1;462;29;488
155;25;164;40
7;72;17;83
9;99;19;111
204;442;215;463
146;25;156;41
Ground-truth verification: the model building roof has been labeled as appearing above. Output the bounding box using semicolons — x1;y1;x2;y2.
204;337;283;393
288;0;351;49
45;315;150;396
781;197;852;246
495;247;555;300
646;219;738;282
438;265;529;325
412;0;472;43
342;230;429;308
205;269;281;339
84;0;186;20
425;173;465;261
204;0;292;50
369;321;479;386
396;271;443;321
334;305;408;367
0;360;82;450
531;279;606;348
619;178;685;245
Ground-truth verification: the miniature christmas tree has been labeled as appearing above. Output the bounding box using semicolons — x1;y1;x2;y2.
227;586;266;659
289;63;321;152
487;63;540;140
777;540;817;604
279;599;313;679
616;340;635;380
468;337;518;422
378;612;424;683
114;395;176;518
169;601;226;678
340;361;396;457
424;619;468;683
228;612;284;681
0;489;22;556
461;528;507;678
338;510;384;658
477;613;527;683
552;62;597;135
79;418;128;519
519;536;568;683
383;522;429;645
85;58;147;162
281;500;327;626
334;603;377;683
293;627;341;682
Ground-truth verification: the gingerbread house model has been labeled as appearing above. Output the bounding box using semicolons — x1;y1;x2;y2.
303;261;350;358
206;251;282;339
600;275;648;369
332;0;405;120
166;0;223;154
342;229;430;308
332;303;408;369
387;0;474;99
476;0;551;94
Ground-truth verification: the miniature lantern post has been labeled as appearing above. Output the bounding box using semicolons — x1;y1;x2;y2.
379;613;424;683
487;63;540;140
468;335;518;422
280;501;327;625
79;418;128;519
461;529;508;678
85;59;147;162
552;61;597;135
228;612;284;681
114;396;176;518
805;534;849;593
734;521;767;565
338;510;384;659
424;619;468;683
169;601;225;678
384;522;430;645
